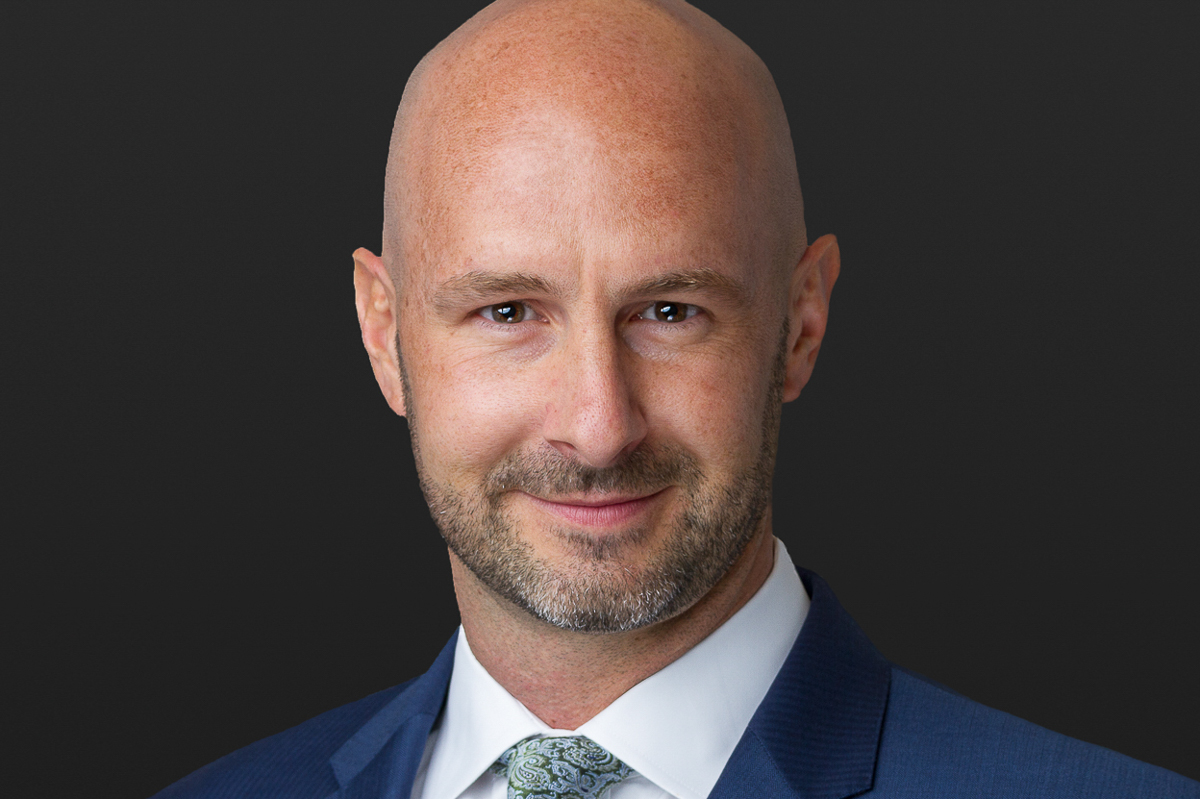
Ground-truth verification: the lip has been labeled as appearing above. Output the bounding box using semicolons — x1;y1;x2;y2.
520;488;668;528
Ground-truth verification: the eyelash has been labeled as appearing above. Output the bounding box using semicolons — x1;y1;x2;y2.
634;301;701;324
478;301;541;325
477;301;702;326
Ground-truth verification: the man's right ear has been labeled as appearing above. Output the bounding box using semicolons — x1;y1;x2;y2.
352;248;406;417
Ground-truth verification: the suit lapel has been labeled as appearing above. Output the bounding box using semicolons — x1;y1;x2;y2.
321;569;889;799
325;631;458;799
710;570;892;799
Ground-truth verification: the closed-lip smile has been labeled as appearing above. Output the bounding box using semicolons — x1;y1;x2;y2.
520;488;668;527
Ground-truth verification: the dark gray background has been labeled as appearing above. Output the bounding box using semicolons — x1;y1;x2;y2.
4;2;1197;796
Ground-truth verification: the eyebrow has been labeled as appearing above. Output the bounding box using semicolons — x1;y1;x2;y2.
432;271;561;314
431;266;748;314
625;268;748;304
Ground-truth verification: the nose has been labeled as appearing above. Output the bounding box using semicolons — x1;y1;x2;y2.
542;325;648;468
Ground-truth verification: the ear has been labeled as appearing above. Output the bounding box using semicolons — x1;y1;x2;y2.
783;234;840;402
352;247;407;417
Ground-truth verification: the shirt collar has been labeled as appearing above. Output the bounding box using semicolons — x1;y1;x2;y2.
419;538;809;799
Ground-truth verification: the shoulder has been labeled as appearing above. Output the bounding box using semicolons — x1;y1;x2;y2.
149;680;413;799
871;665;1198;797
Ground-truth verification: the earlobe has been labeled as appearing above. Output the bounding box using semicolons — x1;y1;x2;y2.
782;234;840;402
352;248;407;417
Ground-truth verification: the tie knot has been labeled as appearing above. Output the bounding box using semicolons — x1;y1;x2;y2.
492;736;634;799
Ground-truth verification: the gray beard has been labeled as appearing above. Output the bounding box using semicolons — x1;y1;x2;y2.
398;326;786;633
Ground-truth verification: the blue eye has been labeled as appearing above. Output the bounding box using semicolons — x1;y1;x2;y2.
638;301;698;323
481;301;533;323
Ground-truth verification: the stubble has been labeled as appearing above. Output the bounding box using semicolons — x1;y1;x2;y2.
397;325;787;633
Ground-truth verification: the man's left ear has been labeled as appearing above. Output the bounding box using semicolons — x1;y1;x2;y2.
783;233;840;402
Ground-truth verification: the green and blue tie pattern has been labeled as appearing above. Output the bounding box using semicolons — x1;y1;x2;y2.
491;736;634;799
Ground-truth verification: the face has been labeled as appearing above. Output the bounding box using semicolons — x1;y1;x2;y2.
390;110;794;633
398;328;785;632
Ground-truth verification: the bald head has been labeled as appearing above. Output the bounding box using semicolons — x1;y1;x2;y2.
382;0;805;288
354;0;838;651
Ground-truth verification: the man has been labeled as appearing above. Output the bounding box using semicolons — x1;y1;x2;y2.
153;0;1197;797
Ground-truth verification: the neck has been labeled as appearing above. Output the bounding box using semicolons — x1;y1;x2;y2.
450;521;776;730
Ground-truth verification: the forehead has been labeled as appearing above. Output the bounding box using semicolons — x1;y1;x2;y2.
391;2;784;294
403;104;772;299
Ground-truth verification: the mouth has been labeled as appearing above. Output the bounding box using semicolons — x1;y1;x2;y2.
519;488;669;528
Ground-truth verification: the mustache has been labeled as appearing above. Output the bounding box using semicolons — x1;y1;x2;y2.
484;444;702;500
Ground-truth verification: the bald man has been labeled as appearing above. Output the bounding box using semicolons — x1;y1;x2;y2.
152;1;1197;798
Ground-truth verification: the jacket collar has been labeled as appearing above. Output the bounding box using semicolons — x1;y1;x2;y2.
710;569;891;799
327;567;890;799
326;631;458;799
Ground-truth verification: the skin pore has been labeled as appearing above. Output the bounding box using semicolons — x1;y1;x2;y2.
353;0;839;729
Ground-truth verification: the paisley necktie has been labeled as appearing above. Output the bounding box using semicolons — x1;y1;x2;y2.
491;735;635;799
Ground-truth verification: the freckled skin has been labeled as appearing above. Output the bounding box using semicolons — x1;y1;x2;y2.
352;0;840;729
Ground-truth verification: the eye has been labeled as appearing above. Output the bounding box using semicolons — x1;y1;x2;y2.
637;301;699;323
479;301;535;324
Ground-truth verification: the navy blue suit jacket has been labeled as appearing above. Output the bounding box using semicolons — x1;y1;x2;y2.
152;570;1198;798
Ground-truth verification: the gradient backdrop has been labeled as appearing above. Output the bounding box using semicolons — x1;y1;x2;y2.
4;2;1198;796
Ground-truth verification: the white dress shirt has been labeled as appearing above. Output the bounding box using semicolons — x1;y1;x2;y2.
410;538;809;799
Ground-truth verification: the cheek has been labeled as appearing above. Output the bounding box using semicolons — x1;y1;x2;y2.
407;339;548;479
637;345;771;468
